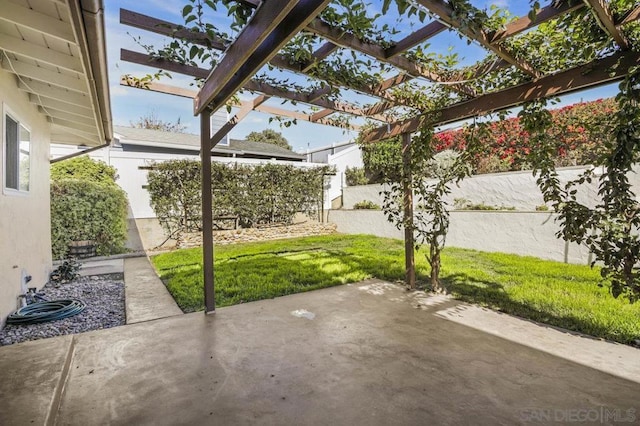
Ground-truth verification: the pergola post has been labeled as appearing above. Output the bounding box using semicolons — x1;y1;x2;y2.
401;132;416;289
201;110;215;313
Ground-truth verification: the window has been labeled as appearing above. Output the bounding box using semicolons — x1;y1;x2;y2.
4;110;30;192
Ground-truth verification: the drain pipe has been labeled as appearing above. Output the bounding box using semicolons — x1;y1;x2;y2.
50;143;109;164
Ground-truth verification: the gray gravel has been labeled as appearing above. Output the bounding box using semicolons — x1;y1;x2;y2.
0;274;125;346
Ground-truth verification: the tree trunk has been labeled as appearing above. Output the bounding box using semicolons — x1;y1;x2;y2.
430;241;441;292
402;133;416;289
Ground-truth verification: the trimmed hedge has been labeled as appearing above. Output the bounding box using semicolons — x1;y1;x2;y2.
147;160;331;240
50;158;128;259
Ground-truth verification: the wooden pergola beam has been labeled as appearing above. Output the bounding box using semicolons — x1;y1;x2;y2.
584;0;629;50
122;48;394;124
209;95;270;147
301;42;339;72
120;9;412;113
120;76;198;98
119;77;361;131
120;9;226;50
487;1;585;44
310;108;334;122
384;21;447;58
306;18;476;97
121;49;209;78
415;0;541;78
254;104;361;130
362;50;640;143
618;5;640;25
194;0;332;114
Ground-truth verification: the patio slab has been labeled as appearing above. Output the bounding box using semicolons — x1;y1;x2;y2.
0;335;74;425
1;280;639;425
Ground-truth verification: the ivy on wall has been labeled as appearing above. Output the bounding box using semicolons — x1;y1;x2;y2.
146;160;333;243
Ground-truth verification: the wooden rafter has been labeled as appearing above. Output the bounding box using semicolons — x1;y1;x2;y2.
120;9;226;50
0;33;82;73
251;104;361;130
385;21;447;58
1;58;87;93
306;18;476;97
120;9;410;110
362;50;640;143
487;1;585;44
619;5;640;25
18;80;90;107
210;95;270;147
118;1;640;140
121;0;593;125
584;0;629;50
415;0;541;78
301;42;339;72
121;51;390;122
119;77;360;131
195;0;332;114
0;1;76;43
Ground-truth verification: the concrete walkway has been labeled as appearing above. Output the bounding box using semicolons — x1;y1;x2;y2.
0;280;638;425
124;257;182;324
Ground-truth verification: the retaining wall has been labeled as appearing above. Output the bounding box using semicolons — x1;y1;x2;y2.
328;210;591;264
178;222;337;249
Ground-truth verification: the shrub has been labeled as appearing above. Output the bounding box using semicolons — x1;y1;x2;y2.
345;167;368;186
51;179;128;259
147;160;332;241
353;200;381;210
50;156;128;259
50;155;118;184
453;198;515;211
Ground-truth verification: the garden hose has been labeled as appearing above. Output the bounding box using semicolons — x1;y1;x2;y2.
7;299;86;325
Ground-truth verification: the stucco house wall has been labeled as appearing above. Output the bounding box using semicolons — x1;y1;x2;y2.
326;144;363;208
0;69;53;327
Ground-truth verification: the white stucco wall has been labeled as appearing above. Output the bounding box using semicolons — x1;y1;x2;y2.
0;69;52;327
328;210;591;264
326;144;363;208
335;165;640;264
342;165;623;210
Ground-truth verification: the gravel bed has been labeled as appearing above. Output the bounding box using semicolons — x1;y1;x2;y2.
0;274;125;346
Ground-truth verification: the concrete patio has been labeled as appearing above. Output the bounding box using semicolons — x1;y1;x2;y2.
1;280;638;425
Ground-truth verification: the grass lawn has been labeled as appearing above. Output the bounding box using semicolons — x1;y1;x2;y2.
151;234;640;345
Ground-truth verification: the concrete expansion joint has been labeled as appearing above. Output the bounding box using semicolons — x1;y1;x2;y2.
47;336;76;426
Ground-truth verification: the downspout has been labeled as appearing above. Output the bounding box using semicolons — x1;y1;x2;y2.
50;143;109;164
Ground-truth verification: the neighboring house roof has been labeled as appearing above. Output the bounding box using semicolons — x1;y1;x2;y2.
0;0;112;147
306;140;356;155
113;126;306;161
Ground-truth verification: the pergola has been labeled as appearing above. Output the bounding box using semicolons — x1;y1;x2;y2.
119;0;640;313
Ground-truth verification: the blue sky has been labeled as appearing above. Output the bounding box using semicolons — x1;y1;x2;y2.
105;1;621;151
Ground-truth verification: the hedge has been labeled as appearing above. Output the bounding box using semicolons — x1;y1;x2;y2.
147;160;331;241
50;158;129;259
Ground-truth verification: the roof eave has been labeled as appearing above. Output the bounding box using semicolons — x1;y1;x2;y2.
68;0;113;143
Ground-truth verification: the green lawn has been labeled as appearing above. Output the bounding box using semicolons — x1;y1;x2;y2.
151;234;640;345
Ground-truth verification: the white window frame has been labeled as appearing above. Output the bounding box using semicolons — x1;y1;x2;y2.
2;103;31;196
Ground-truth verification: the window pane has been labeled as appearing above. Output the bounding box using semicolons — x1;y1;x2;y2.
19;124;30;191
5;115;18;190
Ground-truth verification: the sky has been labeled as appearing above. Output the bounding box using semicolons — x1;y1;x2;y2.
105;0;622;152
